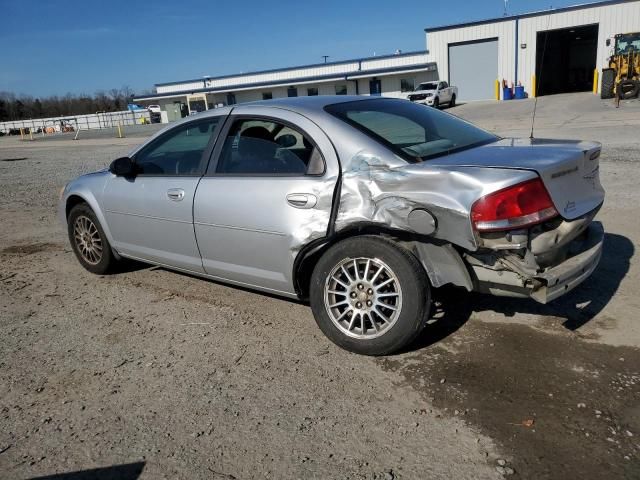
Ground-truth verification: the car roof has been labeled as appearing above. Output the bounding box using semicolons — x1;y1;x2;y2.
187;95;389;125
235;95;386;115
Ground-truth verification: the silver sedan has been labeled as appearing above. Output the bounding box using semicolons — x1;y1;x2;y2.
59;96;605;355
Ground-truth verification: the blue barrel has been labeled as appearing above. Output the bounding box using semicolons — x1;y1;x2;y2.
503;87;513;100
514;85;526;99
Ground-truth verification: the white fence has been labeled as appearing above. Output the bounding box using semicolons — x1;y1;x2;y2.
0;110;151;133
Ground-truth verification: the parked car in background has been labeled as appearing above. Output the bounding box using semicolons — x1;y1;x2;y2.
59;96;604;356
147;105;161;114
408;81;458;108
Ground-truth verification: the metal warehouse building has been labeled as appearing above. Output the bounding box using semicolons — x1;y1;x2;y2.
425;0;640;101
134;51;437;119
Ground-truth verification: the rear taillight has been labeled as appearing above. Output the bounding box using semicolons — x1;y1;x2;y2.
471;178;558;232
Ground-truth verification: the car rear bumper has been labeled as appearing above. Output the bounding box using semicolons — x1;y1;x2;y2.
530;221;604;303
469;221;604;304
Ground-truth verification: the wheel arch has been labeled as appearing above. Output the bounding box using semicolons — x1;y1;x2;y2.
292;224;473;300
63;191;118;257
65;194;88;219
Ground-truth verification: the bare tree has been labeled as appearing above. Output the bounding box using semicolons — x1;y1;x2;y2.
0;87;147;122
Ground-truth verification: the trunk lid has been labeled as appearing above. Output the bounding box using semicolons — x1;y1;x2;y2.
428;137;605;220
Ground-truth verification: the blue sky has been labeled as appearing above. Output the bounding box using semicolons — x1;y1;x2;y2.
1;0;596;97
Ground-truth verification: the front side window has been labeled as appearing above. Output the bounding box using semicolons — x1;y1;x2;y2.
400;78;414;92
134;118;220;175
335;84;347;95
326;99;497;162
216;118;324;175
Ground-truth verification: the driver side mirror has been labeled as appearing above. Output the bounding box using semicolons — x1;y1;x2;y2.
109;156;136;177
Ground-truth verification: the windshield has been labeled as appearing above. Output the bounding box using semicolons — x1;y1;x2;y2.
417;82;438;91
615;32;640;55
325;99;498;162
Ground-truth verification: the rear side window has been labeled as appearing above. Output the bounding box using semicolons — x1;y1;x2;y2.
135;118;219;175
325;99;497;162
215;118;325;175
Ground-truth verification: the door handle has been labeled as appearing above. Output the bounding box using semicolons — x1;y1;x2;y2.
286;193;317;209
167;188;185;201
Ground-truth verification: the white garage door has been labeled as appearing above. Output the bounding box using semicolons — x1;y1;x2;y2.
449;39;498;102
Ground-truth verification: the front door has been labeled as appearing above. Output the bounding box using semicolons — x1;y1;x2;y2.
369;79;382;96
103;116;223;272
193;107;340;295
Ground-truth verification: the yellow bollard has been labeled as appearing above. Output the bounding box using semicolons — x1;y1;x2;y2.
592;69;599;94
116;122;124;139
531;75;536;98
495;79;500;100
29;129;33;141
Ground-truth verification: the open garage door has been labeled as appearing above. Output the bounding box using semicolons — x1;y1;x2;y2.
449;38;498;102
536;24;598;96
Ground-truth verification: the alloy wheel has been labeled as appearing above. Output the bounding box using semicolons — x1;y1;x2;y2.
324;257;403;339
73;215;103;265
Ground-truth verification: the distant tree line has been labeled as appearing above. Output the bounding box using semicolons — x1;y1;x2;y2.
0;86;153;122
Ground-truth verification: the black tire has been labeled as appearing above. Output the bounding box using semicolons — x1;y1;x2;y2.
433;97;440;108
601;69;615;99
309;236;431;356
621;80;639;99
450;94;456;107
67;203;117;274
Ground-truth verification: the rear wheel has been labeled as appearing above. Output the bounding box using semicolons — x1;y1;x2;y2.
67;203;117;274
601;68;615;99
309;236;431;356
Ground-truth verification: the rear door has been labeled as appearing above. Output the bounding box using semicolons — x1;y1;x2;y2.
103;115;224;272
193;106;340;295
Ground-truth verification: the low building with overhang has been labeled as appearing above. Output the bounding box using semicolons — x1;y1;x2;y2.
133;51;436;120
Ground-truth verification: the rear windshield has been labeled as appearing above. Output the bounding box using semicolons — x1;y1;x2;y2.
325;99;498;162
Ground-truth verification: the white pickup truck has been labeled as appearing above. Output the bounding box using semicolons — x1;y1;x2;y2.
407;81;458;108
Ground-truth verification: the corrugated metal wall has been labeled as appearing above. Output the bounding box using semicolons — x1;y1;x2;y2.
425;0;640;98
157;81;205;94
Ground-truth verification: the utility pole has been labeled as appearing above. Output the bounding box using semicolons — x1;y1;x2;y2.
322;55;330;63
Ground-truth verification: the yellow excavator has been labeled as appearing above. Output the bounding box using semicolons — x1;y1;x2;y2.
601;32;640;99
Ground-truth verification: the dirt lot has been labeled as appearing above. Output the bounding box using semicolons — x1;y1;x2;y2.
1;93;639;480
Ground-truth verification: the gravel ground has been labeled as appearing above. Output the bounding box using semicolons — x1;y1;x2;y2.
0;93;639;480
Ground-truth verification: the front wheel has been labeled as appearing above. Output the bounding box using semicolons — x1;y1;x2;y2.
67;203;117;274
433;97;440;108
450;94;456;107
309;236;431;355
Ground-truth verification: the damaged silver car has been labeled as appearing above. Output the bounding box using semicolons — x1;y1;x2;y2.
59;96;605;355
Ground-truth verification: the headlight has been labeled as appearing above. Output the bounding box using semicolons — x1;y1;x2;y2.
425;93;433;97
